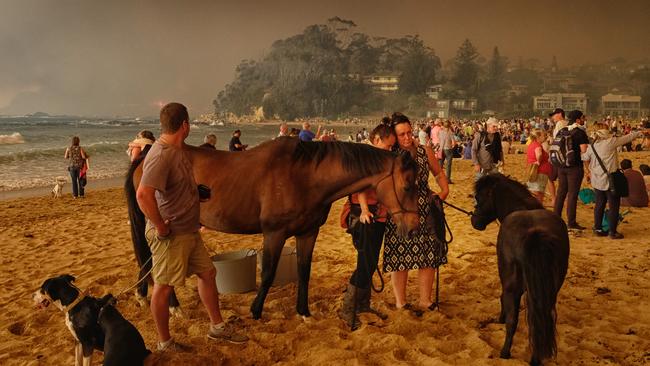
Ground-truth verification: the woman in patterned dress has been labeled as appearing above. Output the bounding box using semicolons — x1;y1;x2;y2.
383;113;450;312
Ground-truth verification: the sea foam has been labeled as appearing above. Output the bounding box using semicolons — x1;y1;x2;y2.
0;133;25;145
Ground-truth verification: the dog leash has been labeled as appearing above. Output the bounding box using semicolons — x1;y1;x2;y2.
115;243;170;299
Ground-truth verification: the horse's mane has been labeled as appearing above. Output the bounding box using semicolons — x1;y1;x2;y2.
291;140;393;176
475;174;543;209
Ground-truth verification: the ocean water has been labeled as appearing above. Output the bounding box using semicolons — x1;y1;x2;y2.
0;116;363;191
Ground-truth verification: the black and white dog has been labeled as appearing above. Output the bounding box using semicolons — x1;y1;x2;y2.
33;274;151;366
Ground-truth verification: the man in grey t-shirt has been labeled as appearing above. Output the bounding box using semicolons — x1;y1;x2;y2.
137;102;247;351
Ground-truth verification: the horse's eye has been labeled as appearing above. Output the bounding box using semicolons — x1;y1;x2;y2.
404;186;411;192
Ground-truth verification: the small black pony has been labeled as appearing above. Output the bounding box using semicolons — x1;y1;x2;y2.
471;174;569;366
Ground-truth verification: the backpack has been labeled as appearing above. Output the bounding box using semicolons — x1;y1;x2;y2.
549;127;577;167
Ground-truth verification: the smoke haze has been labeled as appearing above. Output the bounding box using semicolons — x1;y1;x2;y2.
1;0;648;116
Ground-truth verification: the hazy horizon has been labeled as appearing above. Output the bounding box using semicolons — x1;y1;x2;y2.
1;0;649;117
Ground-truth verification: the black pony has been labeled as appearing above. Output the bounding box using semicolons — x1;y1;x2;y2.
471;174;569;366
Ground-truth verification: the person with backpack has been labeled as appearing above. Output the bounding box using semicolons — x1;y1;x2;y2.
471;117;504;180
550;110;589;230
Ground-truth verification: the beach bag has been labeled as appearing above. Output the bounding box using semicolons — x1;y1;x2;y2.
608;170;629;197
526;163;539;183
549;127;576;168
578;188;595;204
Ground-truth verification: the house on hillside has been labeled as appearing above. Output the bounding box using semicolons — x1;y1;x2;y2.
427;98;478;118
365;75;399;93
533;93;588;114
601;94;642;118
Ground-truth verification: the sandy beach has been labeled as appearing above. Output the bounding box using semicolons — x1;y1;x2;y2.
1;152;649;365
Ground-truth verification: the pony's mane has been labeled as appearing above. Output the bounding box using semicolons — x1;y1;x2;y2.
475;174;543;209
292;140;393;176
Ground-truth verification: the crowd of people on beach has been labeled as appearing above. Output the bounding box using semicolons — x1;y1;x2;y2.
60;102;650;358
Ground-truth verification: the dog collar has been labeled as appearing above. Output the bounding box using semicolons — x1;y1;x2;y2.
63;289;87;313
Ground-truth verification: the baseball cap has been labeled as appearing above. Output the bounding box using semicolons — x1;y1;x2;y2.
567;110;584;123
548;108;565;117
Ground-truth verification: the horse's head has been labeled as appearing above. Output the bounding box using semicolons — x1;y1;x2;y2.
376;152;420;237
471;174;500;230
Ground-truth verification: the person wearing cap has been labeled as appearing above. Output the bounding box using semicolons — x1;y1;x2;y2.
550;108;567;138
228;130;248;151
553;110;589;230
471;117;504;179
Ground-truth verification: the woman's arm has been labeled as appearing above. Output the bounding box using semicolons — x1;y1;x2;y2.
130;146;142;162
425;144;450;200
64;148;69;159
358;191;373;224
534;146;542;164
80;148;87;159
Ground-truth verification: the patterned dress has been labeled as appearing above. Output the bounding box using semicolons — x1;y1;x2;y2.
383;145;448;272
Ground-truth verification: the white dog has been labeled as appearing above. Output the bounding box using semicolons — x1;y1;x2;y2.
52;176;67;198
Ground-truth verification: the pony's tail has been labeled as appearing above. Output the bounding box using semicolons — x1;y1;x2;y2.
125;154;152;272
522;228;559;363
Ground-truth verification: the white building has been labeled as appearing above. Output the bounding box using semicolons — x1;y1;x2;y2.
365;75;399;93
601;94;642;118
533;93;588;114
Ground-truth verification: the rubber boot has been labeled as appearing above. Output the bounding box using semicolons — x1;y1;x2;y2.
356;287;388;320
338;284;359;330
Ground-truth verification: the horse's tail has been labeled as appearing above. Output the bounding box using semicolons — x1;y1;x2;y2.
522;228;560;362
125;153;152;273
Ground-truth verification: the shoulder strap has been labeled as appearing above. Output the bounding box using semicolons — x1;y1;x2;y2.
590;140;609;174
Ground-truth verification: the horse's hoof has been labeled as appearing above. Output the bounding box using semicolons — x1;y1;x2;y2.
300;315;313;323
169;306;184;318
500;350;511;359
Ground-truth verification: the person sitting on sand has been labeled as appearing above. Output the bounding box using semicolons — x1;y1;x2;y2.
640;164;650;196
127;130;155;161
384;112;449;315
620;159;649;208
339;123;396;329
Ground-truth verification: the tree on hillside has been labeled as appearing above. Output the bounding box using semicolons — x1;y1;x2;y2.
479;46;509;110
451;39;480;94
486;46;507;88
397;35;441;95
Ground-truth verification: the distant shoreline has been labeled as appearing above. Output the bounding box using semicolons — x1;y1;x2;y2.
0;176;125;201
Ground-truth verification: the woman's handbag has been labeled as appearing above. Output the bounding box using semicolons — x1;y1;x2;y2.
590;142;629;197
526;163;539;183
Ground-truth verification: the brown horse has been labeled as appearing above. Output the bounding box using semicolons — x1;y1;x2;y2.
471;174;569;366
126;138;421;319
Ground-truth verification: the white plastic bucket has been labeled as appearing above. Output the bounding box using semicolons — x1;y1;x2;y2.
257;246;298;286
212;249;257;294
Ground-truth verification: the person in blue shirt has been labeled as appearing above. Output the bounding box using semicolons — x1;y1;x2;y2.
298;122;321;142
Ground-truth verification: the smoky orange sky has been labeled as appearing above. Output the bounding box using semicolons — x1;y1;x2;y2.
1;0;648;116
